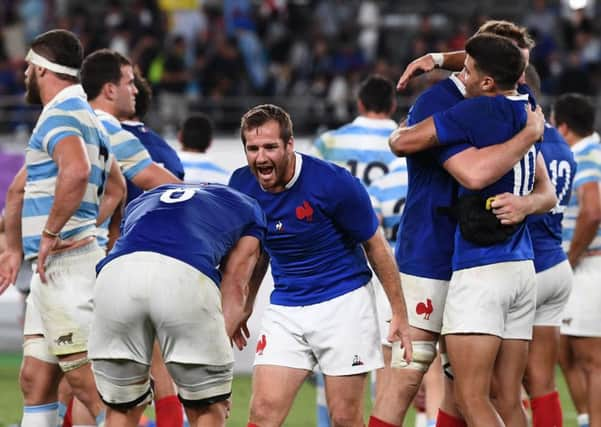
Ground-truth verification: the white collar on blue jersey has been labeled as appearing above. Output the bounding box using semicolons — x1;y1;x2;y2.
43;84;87;113
572;131;601;153
352;116;398;130
449;73;466;97
121;120;144;127
260;152;302;192
505;93;530;101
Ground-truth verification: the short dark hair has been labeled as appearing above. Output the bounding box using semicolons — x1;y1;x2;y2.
476;20;535;50
31;29;83;82
81;49;131;101
358;75;395;114
180;114;213;152
133;68;152;119
465;34;525;91
553;93;595;137
240;104;293;145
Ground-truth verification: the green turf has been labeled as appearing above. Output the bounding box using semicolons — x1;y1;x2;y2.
0;353;579;426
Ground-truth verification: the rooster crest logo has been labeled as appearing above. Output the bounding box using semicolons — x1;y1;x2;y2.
256;334;267;355
416;298;434;320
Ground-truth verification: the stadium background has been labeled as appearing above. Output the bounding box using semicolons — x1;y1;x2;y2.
0;0;599;425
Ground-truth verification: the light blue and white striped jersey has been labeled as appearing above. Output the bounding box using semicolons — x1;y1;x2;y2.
562;132;601;252
95;110;152;181
314;116;398;186
178;151;230;184
22;85;112;259
367;158;408;247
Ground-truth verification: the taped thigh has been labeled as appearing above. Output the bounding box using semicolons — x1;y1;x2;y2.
92;359;152;410
391;340;437;373
166;361;233;407
23;337;58;364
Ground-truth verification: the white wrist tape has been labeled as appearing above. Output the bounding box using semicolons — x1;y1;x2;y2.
430;53;444;68
25;49;79;77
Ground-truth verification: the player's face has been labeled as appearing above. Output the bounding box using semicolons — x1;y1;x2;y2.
114;65;137;120
462;55;486;98
518;47;530;85
24;63;42;105
244;120;295;193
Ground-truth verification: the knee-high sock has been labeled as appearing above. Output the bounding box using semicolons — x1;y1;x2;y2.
61;398;73;427
155;395;183;427
531;391;562;427
368;415;398;427
22;402;59;427
436;409;467;427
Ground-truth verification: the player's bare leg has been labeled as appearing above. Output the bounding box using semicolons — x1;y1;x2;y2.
249;366;310;426
372;327;438;424
559;335;589;416
424;353;444;421
523;326;563;427
185;400;229;426
446;334;503;427
570;337;601;426
324;373;368;427
59;351;104;419
374;346;391;404
490;339;529;427
105;403;146;427
150;341;183;426
20;340;62;406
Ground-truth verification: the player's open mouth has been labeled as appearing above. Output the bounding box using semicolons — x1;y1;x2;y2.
257;166;274;176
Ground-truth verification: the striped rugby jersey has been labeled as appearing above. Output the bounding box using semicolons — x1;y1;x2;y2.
562;132;601;252
23;84;112;259
95;110;153;249
177;151;230;184
313;116;398;186
367;157;408;247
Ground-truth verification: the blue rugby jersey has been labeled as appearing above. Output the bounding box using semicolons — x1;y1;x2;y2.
527;124;576;272
562;132;601;252
121;120;185;204
314;116;398;186
178;151;231;184
434;94;538;270
229;153;379;306
97;183;266;286
22;85;112;259
368;158;408;246
395;74;465;280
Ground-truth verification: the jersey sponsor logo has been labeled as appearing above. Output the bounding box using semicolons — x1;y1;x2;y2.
256;334;267;355
416;298;434;320
275;220;284;232
295;201;314;222
352;355;364;366
55;332;74;345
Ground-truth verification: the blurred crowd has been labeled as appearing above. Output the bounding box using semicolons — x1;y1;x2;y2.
2;0;601;133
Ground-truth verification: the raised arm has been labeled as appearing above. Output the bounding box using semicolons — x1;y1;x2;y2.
221;240;267;350
362;230;412;361
397;51;466;91
0;166;26;293
441;106;545;190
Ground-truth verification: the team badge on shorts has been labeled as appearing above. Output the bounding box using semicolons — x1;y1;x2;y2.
256;334;267;355
416;298;434;320
352;355;364;366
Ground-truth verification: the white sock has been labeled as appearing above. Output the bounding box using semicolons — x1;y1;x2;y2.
578;413;590;427
22;402;59;427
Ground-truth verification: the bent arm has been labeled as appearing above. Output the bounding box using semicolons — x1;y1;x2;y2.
397;51;466;90
389;117;439;156
97;157;126;226
130;162;182;191
442;107;544;190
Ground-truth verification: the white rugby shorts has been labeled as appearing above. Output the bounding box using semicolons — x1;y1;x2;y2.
253;283;383;375
535;260;572;327
442;260;536;340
